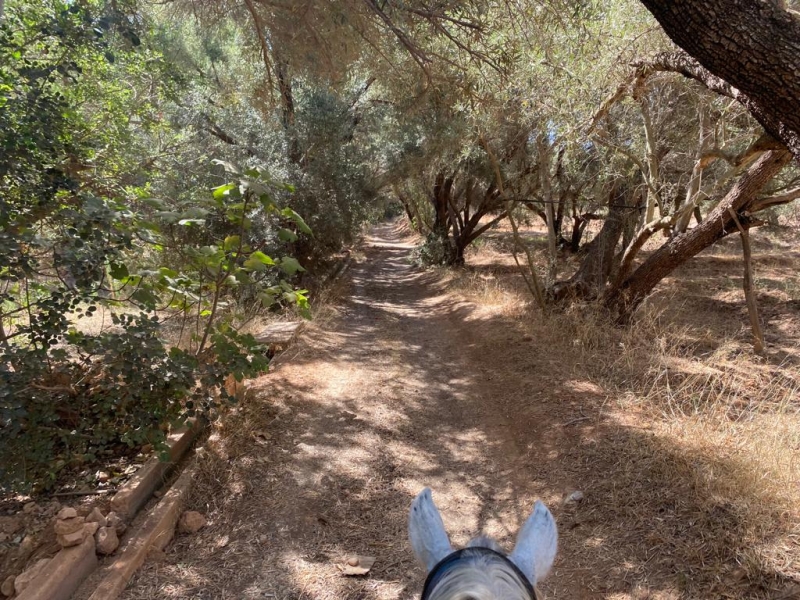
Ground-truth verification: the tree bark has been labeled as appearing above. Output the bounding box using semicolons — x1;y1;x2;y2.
728;209;765;353
537;136;558;284
640;95;662;222
675;103;713;233
549;182;636;302
275;55;301;165
638;1;800;160
604;148;791;319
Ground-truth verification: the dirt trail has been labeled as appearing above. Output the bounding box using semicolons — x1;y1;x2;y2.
122;223;604;600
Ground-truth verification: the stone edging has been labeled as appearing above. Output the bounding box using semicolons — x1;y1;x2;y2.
12;259;336;599
15;537;96;600
87;460;198;600
110;419;205;520
8;423;204;600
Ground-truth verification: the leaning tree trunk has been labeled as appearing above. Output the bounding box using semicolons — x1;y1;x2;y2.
638;0;800;160
604;148;791;319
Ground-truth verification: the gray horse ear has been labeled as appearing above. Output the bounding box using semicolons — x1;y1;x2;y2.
509;500;558;586
408;488;454;572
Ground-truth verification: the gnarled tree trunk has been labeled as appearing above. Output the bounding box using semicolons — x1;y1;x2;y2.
548;181;639;302
639;0;800;159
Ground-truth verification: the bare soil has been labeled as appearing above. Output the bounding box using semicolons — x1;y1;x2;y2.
119;221;799;600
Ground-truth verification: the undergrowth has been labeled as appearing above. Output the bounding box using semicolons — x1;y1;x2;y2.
446;259;800;595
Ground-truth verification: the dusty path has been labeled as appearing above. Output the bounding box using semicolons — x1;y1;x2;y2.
122;223;606;600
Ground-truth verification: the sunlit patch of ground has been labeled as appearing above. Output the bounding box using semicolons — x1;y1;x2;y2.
116;219;799;600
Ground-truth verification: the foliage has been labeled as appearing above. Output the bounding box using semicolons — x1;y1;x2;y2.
0;1;310;492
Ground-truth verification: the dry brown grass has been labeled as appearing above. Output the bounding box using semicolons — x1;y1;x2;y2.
443;223;800;598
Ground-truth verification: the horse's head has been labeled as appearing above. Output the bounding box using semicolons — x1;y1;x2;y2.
408;488;558;600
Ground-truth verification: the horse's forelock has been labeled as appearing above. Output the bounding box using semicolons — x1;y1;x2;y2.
424;552;535;600
465;536;503;553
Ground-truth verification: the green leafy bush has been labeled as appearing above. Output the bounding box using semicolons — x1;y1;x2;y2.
0;4;310;492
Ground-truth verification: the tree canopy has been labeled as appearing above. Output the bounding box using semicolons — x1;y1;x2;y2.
2;0;799;491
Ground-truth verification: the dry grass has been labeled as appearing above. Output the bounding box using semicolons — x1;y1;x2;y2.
443;223;800;598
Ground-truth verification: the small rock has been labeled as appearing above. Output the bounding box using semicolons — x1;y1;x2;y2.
84;521;100;536
565;490;585;504
0;533;8;543
95;526;119;555
341;555;376;576
95;471;110;483
0;516;22;535
54;516;85;535
177;511;206;534
22;502;37;514
56;507;77;520
153;490;163;499
105;512;126;536
1;575;15;597
14;558;51;594
44;502;61;516
57;527;87;548
18;535;35;559
85;507;107;526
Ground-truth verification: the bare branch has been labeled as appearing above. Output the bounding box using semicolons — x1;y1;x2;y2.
242;0;275;93
750;186;800;212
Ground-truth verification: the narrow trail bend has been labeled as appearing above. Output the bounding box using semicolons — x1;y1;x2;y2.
123;223;602;600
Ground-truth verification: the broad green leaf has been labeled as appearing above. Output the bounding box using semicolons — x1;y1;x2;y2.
250;251;274;265
279;257;306;276
259;292;277;307
212;183;236;199
243;251;274;272
109;262;128;280
278;228;298;243
223;235;241;251
155;211;180;223
281;208;312;235
131;288;158;309
158;267;179;278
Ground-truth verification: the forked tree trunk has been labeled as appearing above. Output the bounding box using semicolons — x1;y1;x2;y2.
675;104;713;233
604;148;791;319
548;182;637;302
537;137;558;284
640;95;662;222
275;56;302;165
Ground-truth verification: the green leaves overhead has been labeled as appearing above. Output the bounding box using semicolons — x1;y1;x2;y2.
213;183;238;200
281;208;312;235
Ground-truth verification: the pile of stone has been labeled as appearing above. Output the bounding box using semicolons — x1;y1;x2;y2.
1;505;130;598
54;507;126;556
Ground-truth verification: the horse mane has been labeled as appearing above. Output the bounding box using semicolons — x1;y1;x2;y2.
423;548;536;600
